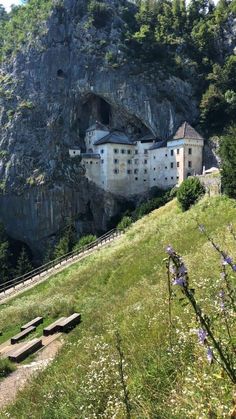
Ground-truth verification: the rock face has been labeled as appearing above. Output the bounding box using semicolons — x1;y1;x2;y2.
0;0;199;257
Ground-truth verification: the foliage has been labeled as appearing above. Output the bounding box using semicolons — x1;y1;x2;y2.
14;246;33;277
53;223;77;259
0;358;16;378
73;234;97;252
88;0;112;28
220;124;236;199
0;0;52;61
0;196;236;417
166;236;236;384
177;177;205;211
133;191;170;220
117;216;133;231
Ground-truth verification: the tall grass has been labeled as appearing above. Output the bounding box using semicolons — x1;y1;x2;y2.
0;196;235;418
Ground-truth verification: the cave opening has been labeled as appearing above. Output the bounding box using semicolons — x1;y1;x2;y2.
77;93;152;141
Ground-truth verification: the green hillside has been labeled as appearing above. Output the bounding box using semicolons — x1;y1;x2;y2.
1;196;236;418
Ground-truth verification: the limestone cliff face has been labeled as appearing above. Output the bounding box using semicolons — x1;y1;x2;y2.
0;0;199;256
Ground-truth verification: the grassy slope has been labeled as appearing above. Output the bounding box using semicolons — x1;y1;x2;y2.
0;196;236;418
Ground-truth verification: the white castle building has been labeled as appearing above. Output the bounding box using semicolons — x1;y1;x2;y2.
70;121;204;197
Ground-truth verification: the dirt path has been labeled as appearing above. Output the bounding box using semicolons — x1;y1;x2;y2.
0;337;63;410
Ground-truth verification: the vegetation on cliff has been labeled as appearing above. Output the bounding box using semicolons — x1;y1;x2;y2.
0;195;236;417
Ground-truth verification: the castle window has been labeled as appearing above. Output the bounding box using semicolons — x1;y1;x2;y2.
153;178;156;181
127;169;132;174
165;166;167;169
177;149;179;155
144;159;148;164
165;153;167;157
170;162;174;168
135;177;138;180
90;161;93;164
188;148;192;155
114;149;119;154
135;150;138;154
121;149;126;154
153;168;156;171
127;150;131;155
101;159;104;164
171;150;174;156
114;159;119;164
127;160;132;164
134;169;138;174
153;156;156;159
165;177;167;180
144;169;147;174
143;179;147;182
134;159;139;165
171;176;174;179
177;176;179;180
114;169;119;174
177;162;180;167
144;149;148;154
188;161;192;168
101;149;104;154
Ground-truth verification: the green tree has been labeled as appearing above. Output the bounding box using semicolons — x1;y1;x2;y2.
219;125;236;199
177;177;205;211
73;234;97;252
15;246;33;277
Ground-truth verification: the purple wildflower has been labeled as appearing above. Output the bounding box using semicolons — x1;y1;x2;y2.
197;328;207;345
223;256;232;265
166;245;174;256
219;290;225;299
206;347;213;363
172;277;186;287
232;265;236;272
178;264;187;275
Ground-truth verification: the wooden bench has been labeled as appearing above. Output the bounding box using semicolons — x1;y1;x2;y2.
21;316;43;331
43;317;66;336
11;326;36;344
58;313;81;333
8;338;43;363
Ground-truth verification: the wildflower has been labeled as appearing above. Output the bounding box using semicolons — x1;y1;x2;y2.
223;256;232;265
232;265;236;272
206;347;213;363
178;264;187;275
172;277;186;287
197;328;207;345
166;245;174;255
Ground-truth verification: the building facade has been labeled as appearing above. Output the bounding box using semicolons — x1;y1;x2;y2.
71;121;204;197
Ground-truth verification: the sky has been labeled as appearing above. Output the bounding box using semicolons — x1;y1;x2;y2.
1;0;22;12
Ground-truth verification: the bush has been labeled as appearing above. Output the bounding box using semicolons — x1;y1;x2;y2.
73;235;97;252
177;177;205;211
0;358;16;378
117;216;133;231
133;196;167;220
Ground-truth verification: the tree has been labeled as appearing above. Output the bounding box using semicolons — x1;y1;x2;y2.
15;246;32;277
177;177;205;211
220;125;236;199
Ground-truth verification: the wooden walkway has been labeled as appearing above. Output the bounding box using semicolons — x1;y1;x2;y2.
0;231;122;304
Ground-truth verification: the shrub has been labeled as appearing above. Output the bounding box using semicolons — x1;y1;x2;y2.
117;216;133;231
133;196;166;220
73;234;97;252
177;177;205;211
0;358;16;378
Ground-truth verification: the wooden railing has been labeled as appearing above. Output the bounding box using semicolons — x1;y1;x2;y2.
0;229;122;298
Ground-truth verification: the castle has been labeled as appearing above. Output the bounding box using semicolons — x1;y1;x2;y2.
69;121;204;197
